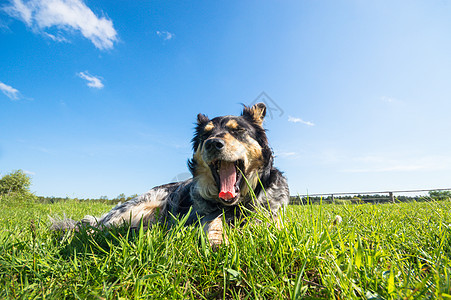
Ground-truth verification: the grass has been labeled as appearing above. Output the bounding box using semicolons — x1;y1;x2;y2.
0;194;450;299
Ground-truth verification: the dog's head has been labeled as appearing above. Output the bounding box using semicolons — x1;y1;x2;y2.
188;103;273;206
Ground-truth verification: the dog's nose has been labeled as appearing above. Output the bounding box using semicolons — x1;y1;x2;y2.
205;138;225;151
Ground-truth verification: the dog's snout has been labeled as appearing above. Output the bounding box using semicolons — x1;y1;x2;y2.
205;138;225;151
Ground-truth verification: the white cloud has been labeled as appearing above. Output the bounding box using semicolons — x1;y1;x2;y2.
43;31;69;43
156;30;174;41
288;116;315;126
0;81;21;100
77;71;104;89
6;0;33;24
24;170;36;175
4;0;118;50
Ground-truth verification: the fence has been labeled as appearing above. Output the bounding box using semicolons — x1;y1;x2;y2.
289;188;451;205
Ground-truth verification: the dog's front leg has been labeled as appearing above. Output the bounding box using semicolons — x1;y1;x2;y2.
203;215;228;248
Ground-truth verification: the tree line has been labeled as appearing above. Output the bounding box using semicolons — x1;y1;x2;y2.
0;170;137;204
289;190;451;205
1;169;450;204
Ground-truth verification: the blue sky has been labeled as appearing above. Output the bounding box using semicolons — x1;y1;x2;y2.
1;0;450;198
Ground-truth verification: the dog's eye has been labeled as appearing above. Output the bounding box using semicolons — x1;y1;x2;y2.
201;131;211;139
230;127;245;134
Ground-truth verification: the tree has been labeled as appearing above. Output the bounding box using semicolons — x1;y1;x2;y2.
0;170;32;196
116;193;126;201
429;190;451;200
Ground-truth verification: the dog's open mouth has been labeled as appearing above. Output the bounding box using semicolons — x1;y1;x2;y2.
209;160;245;202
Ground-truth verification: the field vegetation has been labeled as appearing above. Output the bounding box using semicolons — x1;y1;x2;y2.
0;171;450;299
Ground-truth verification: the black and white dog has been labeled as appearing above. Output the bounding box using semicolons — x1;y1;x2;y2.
55;103;289;246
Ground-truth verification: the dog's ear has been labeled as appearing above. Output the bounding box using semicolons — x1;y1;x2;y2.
193;114;209;151
197;113;209;125
242;102;266;126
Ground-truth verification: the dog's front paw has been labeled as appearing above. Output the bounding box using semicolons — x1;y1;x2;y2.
207;217;228;248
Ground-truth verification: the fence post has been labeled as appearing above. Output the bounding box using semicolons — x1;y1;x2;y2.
389;192;394;203
331;194;335;204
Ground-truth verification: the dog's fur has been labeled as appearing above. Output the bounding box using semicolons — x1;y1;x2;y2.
53;103;289;246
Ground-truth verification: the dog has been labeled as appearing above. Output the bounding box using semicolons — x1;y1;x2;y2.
54;103;289;246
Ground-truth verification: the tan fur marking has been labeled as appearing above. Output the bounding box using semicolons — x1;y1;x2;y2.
222;133;239;152
204;122;214;131
193;146;219;199
249;104;266;126
240;137;264;197
225;119;239;130
244;137;263;170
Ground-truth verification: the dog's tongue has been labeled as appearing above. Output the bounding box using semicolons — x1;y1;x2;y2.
218;161;237;200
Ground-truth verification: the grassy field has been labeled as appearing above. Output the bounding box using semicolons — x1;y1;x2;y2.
0;194;450;299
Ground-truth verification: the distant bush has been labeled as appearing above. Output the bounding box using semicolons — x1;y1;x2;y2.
429;190;451;200
0;170;33;196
